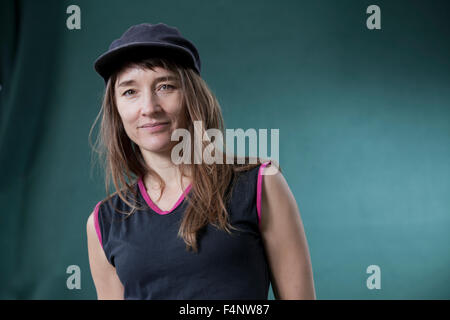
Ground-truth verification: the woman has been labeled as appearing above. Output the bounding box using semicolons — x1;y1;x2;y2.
86;22;316;300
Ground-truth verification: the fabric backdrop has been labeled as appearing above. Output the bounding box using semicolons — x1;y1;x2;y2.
1;0;449;299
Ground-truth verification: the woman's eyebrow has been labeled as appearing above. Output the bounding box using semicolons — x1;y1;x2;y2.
153;75;179;84
117;75;178;88
117;79;137;88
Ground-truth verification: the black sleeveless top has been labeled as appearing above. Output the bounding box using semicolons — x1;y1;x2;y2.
93;161;272;300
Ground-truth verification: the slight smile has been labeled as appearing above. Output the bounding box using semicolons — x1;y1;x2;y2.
139;122;170;133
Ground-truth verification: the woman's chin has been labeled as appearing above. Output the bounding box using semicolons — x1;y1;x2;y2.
140;140;173;153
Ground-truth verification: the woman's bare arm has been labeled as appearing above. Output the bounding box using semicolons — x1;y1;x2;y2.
260;163;316;299
86;211;125;300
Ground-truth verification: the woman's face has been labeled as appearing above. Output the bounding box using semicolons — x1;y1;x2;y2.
114;65;186;153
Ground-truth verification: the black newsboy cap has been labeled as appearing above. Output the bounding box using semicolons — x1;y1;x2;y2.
94;23;201;83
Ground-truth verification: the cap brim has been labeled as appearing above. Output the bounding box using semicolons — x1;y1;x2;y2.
94;42;199;82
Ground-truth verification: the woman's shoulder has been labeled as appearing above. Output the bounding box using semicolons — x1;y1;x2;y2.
258;159;281;176
258;159;294;216
258;159;285;193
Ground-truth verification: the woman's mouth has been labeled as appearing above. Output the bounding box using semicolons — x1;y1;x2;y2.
140;122;170;133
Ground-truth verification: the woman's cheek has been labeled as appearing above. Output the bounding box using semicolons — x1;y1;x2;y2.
119;103;139;122
116;104;138;138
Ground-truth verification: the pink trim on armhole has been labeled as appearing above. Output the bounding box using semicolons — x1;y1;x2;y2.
256;161;272;226
93;201;103;249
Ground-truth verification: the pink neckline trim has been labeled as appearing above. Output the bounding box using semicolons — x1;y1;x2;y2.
137;177;192;215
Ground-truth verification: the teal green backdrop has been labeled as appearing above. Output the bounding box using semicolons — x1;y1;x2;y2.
1;0;449;299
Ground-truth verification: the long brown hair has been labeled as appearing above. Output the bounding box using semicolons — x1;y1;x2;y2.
89;56;280;252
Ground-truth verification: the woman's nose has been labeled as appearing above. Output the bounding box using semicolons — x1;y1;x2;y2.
141;89;161;115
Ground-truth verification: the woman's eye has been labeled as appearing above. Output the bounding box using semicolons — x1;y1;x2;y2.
159;84;175;91
123;89;136;96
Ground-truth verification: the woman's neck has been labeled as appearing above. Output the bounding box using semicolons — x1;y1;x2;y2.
140;148;192;189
